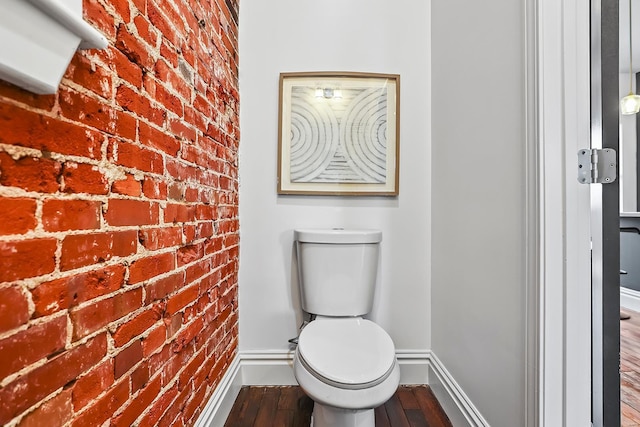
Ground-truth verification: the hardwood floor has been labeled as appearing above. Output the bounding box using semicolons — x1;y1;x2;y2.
224;385;452;427
622;308;640;426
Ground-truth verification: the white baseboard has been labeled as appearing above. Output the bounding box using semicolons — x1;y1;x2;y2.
621;286;640;312
195;349;487;427
194;355;242;427
428;352;490;427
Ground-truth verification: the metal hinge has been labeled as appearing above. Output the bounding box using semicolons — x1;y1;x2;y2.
577;148;617;184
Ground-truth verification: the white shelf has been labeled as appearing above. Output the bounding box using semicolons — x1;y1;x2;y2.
0;0;108;94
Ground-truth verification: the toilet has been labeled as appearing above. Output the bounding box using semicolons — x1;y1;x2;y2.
292;228;400;427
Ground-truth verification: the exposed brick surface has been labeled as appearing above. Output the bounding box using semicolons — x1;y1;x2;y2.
0;316;67;381
0;0;239;424
0;197;37;234
42;199;102;232
0;286;30;333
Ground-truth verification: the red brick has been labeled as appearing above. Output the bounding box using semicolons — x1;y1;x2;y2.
116;85;165;126
131;0;146;14
168;182;184;200
114;340;143;379
70;379;129;427
111;174;142;196
59;87;121;135
63;54;112;99
42;199;101;232
143;176;168;199
112;305;163;347
105;198;159;226
18;389;72;427
177;242;204;266
110;139;164;173
112;375;161;427
139;226;183;251
147;2;179;46
204;236;223;255
0;152;61;193
131;360;150;392
164;203;196;223
0;80;56;111
0;287;30;333
60;231;137;270
158;385;190;427
178;350;204;390
139;121;180;156
142;325;167;356
155;61;192;103
82;0;117;39
128;252;176;284
144;271;185;304
110;0;132;23
185;259;210;286
133;14;156;46
0;104;102;159
172;317;204;354
166;285;199;316
0;238;57;282
183;383;207;423
62;162;109;195
115;24;155;71
71;359;114;411
113;48;143;88
0;316;67;381
165;313;183;340
0;197;37;235
0;333;107;425
138;383;178;427
32;265;126;317
70;288;142;340
196;204;217;220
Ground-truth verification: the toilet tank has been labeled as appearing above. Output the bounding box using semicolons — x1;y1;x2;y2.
294;229;382;317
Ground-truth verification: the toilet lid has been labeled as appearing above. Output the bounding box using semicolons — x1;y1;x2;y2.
297;318;396;387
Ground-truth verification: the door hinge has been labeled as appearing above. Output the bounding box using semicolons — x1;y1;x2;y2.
577;148;617;184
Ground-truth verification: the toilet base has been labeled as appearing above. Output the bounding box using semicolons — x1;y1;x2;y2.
311;403;374;427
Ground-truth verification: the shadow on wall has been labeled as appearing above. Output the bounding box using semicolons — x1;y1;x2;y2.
622;217;640;292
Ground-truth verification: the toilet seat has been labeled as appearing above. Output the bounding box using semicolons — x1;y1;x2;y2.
297;318;396;390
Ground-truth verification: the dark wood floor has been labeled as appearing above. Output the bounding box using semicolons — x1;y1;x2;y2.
224;385;452;427
622;308;640;426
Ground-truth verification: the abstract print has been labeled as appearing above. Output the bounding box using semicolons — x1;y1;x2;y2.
289;86;388;184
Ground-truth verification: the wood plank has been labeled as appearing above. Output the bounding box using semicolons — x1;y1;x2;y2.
397;386;421;409
254;387;280;426
414;386;453;427
374;404;391;427
223;385;451;427
622;308;640;427
383;393;412;427
405;409;429;427
236;386;266;427
623;401;640;427
291;389;313;427
223;386;250;427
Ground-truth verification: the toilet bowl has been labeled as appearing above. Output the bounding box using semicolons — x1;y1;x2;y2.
293;317;400;427
292;228;399;427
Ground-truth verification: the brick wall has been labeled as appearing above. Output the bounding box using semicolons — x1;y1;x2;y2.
0;0;239;425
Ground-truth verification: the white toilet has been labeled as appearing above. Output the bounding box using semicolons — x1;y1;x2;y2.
292;228;400;427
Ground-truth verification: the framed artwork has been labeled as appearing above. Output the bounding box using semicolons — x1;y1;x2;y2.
277;72;400;196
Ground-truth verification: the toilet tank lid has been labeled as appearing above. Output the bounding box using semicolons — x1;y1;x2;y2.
294;228;382;244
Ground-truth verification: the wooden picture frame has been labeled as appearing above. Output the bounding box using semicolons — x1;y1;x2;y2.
277;72;400;196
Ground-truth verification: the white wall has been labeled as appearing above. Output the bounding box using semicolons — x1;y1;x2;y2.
238;1;431;354
620;72;637;212
431;1;528;426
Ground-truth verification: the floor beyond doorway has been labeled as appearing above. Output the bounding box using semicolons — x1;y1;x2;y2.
621;308;640;426
223;385;452;427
